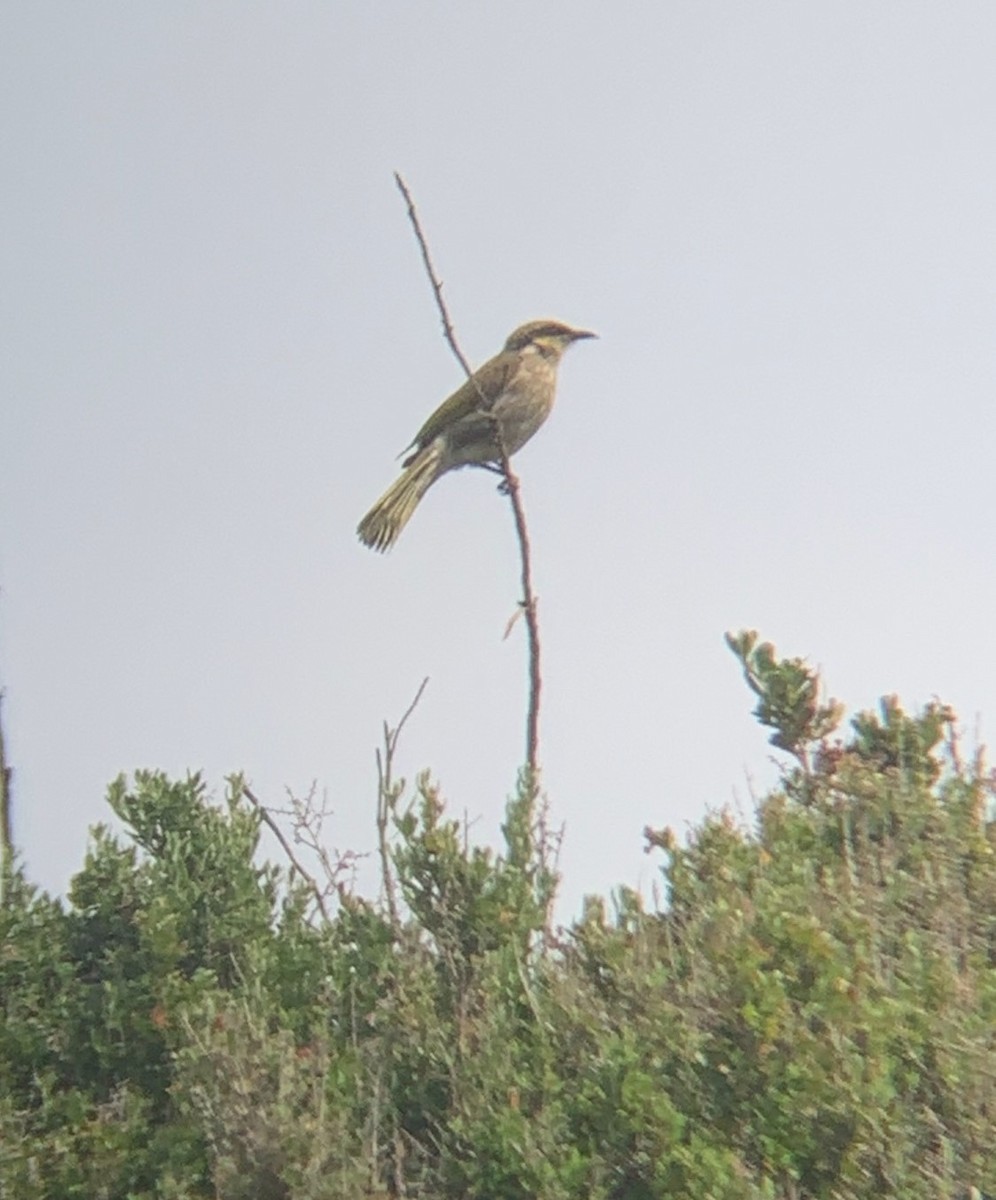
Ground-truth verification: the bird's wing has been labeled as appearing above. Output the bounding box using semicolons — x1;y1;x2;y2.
403;352;516;454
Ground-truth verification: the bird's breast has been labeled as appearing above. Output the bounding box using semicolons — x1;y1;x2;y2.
492;359;558;454
436;355;559;470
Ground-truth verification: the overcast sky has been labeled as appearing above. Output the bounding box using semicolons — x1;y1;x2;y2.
3;3;996;920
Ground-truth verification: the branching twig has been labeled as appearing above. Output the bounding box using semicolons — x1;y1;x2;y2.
271;783;361;901
376;676;429;930
393;172;542;783
242;783;333;925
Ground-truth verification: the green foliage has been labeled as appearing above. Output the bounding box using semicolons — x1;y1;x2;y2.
726;630;844;766
2;638;995;1198
172;987;366;1200
849;693;954;785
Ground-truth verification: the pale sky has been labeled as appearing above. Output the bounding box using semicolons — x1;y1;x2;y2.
3;3;996;919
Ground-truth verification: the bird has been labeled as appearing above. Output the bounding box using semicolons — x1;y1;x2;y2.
357;319;595;551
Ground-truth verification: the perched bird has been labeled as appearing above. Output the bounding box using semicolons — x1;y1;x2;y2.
357;319;595;551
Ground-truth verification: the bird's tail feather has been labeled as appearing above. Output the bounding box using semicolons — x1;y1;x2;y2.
357;444;442;552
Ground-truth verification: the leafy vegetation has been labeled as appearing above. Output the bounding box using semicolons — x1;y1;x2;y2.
1;634;994;1198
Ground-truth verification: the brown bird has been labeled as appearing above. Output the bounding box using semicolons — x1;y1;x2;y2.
357;319;595;551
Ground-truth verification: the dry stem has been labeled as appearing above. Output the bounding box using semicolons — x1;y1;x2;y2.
376;675;429;929
392;172;542;784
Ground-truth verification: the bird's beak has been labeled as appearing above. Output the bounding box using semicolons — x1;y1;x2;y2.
571;329;597;341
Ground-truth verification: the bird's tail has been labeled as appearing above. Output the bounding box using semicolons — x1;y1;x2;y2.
357;443;443;552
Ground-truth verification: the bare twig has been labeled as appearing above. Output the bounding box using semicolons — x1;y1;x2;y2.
497;452;542;786
392;172;542;783
0;689;12;905
376;676;429;929
272;783;362;901
389;675;431;759
502;606;525;641
393;174;477;386
242;783;333;925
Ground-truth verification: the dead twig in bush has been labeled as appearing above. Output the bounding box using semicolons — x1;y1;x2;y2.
241;782;333;924
376;676;429;930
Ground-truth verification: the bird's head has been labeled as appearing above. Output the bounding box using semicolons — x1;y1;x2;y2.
503;319;597;359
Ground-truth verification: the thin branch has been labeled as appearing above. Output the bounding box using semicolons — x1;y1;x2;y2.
276;783;362;900
393;174;477;386
0;689;12;905
242;783;333;925
393;172;542;782
388;674;430;761
496;450;541;785
377;676;429;930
